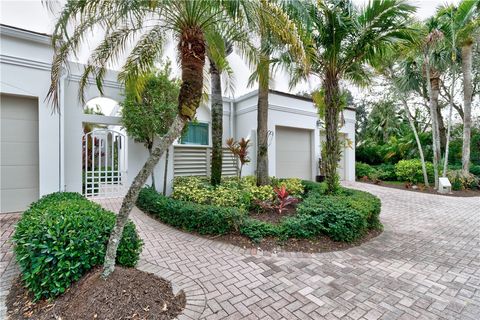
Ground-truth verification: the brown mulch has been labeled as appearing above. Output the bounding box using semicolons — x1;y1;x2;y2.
205;229;383;254
359;180;480;197
7;267;186;320
249;204;297;224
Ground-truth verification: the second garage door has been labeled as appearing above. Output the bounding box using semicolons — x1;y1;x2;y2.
275;126;312;180
1;94;39;213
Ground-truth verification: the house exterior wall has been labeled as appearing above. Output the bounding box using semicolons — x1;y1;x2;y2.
0;26;60;197
1;25;356;208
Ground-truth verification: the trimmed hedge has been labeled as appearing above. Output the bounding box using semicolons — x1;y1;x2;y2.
13;192;142;300
137;181;381;244
137;187;246;235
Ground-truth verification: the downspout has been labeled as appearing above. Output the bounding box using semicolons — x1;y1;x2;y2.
58;70;68;191
229;99;235;139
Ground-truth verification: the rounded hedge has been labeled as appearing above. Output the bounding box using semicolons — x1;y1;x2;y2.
13;192;143;300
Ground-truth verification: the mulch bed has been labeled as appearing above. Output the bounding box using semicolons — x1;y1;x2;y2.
359;180;480;197
7;267;186;320
206;229;382;253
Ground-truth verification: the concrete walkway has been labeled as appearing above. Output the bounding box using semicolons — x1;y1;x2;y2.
1;182;479;319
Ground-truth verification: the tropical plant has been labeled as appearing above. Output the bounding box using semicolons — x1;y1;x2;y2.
120;63;179;190
46;0;268;278
226;137;251;179
283;0;415;193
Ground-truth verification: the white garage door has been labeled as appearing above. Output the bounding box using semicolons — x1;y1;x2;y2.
1;94;39;213
276;126;312;180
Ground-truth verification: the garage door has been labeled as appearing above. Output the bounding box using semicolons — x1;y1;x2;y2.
1;94;39;213
276;126;312;180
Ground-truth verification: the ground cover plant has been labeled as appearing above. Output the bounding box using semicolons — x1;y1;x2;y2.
137;177;382;250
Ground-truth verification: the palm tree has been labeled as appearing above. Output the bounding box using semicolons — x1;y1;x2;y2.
47;0;307;278
284;0;415;193
451;0;479;174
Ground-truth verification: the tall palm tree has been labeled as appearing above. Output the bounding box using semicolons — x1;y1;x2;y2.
450;0;480;174
284;0;415;193
47;0;306;278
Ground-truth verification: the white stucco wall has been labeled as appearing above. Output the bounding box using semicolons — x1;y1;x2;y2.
0;26;61;197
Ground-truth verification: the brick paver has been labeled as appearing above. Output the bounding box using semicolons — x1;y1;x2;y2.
1;183;479;319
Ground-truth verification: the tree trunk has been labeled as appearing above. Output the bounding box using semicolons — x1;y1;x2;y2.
443;68;456;178
256;52;270;186
425;57;441;189
403;99;429;187
163;148;169;196
102;28;205;278
102;115;186;278
436;102;446;153
147;145;156;190
461;43;473;174
210;60;223;186
324;71;341;193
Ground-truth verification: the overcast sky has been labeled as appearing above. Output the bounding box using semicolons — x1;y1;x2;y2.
0;0;460;98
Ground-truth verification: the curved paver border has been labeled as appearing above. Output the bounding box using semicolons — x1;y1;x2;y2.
137;260;207;320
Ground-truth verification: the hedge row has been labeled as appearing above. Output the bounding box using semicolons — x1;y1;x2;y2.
13;192;143;300
137;180;382;244
137;187;246;235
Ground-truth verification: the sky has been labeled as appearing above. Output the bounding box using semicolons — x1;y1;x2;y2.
0;0;461;99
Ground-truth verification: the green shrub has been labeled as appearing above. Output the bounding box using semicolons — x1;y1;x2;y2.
137;187;246;235
470;164;480;178
356;162;375;179
239;219;278;243
395;159;434;184
375;163;397;181
280;214;326;240
447;170;479;190
13;193;142;300
301;180;327;195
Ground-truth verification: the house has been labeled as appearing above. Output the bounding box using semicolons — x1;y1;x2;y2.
0;24;356;214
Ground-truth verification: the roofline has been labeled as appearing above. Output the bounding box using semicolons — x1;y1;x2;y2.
233;89;356;112
0;24;51;45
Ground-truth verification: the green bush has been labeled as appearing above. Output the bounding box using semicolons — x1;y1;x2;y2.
470;164;480;178
137;187;246;235
395;159;434;184
447;170;479;190
239;219;278;243
375;163;397;181
356;162;375;179
13;193;142;300
296;188;380;242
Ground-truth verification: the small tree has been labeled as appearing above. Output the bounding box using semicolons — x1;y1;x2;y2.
121;64;179;190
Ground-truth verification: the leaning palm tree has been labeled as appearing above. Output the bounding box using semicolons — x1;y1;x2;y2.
47;0;306;278
284;0;415;193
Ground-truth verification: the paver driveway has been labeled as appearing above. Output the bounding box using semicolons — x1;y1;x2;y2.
1;182;479;319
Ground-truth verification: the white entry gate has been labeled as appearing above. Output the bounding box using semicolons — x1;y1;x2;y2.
82;129;127;198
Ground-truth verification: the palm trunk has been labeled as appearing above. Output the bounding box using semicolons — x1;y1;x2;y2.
437;103;446;153
324;71;341;193
256;51;270;186
443;69;456;178
163;148;169;196
403;99;429;187
147;145;156;190
425;56;441;189
102;28;205;278
210;60;223;186
461;43;473;174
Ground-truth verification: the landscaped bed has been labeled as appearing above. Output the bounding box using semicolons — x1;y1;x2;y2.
136;177;383;253
7;267;185;320
8;193;184;320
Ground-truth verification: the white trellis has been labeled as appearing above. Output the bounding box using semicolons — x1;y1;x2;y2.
82;128;127;198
